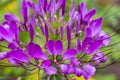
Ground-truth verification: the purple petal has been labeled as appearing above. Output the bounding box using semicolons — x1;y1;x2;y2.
62;49;77;60
83;64;96;79
69;0;75;17
97;30;110;46
91;52;107;66
70;58;80;66
9;49;29;63
28;1;38;16
78;2;87;17
0;52;8;60
40;52;48;60
46;40;54;55
29;23;34;42
86;28;92;37
54;28;58;36
59;64;70;74
27;42;48;60
0;26;13;42
60;26;64;39
54;40;63;55
68;66;76;74
55;0;63;11
8;58;19;66
8;42;18;49
38;0;46;15
87;40;102;54
41;60;51;68
90;17;102;37
93;17;102;36
61;0;66;16
47;0;56;17
76;22;79;35
82;37;93;52
45;24;49;42
75;68;82;77
39;26;45;35
44;66;57;75
4;14;20;23
67;26;71;49
77;38;81;53
10;21;19;43
21;0;28;24
84;9;96;21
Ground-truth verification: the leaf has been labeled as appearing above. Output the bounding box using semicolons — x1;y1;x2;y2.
50;75;63;80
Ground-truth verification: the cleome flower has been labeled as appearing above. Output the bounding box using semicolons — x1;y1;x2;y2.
0;0;111;80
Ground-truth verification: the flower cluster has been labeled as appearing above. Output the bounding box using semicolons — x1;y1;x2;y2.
0;0;110;80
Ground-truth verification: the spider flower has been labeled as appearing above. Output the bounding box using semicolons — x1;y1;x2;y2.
0;0;111;80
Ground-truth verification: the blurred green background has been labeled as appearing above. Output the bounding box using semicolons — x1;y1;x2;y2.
0;0;120;80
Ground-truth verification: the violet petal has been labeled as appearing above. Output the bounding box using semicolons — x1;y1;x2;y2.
83;64;96;79
70;58;80;66
60;26;64;39
59;64;70;74
77;38;81;53
62;49;77;60
75;68;82;77
9;49;29;63
21;0;28;24
44;66;57;75
54;40;63;55
27;42;48;60
67;26;71;49
10;21;19;43
0;26;13;42
29;23;34;42
8;58;19;66
45;24;49;42
61;0;66;16
4;14;20;23
0;52;8;60
78;2;87;17
41;60;51;68
87;40;102;54
97;30;110;46
46;40;54;55
84;9;96;22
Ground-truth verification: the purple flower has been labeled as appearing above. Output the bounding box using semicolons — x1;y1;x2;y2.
62;49;77;60
67;26;71;49
83;64;96;79
76;38;81;53
27;42;48;60
87;17;102;37
0;21;19;43
46;40;63;55
4;14;20;23
0;52;8;60
59;64;70;74
0;0;111;79
91;52;107;66
41;60;51;68
75;67;82;77
70;58;80;66
44;66;57;75
21;0;28;24
97;30;110;46
8;49;29;63
78;2;96;25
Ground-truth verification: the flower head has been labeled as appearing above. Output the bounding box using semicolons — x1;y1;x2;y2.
0;0;111;80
